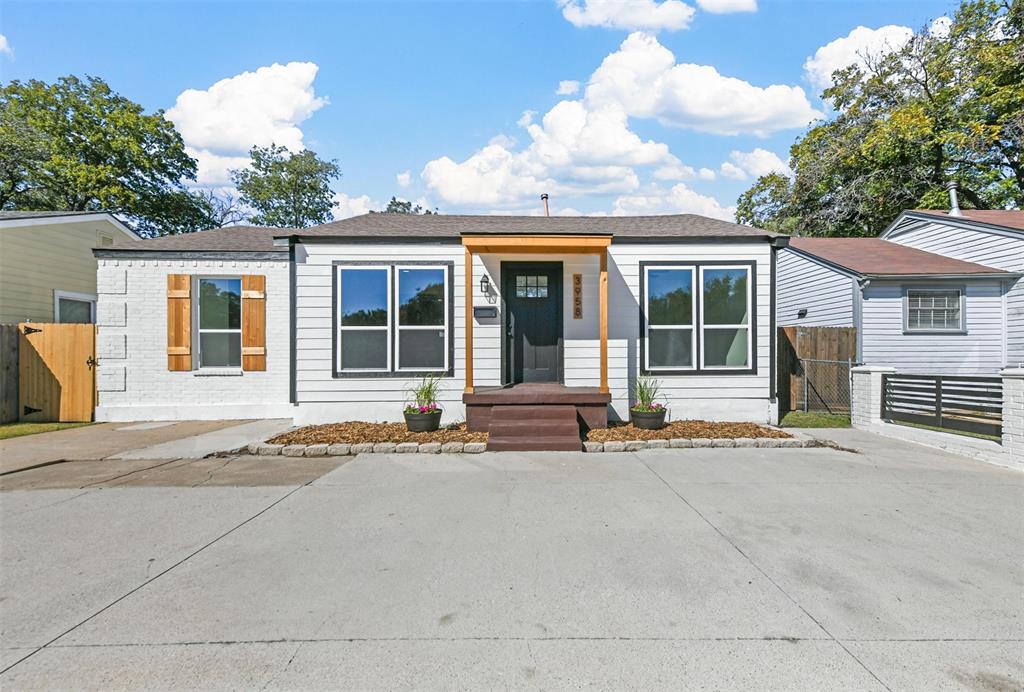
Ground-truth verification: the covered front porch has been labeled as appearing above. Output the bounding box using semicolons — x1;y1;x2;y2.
460;233;614;446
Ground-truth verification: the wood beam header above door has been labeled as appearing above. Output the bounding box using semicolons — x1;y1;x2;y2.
461;235;611;255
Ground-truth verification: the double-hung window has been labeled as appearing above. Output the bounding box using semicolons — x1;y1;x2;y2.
905;288;963;332
197;277;242;368
700;266;750;369
642;262;753;374
336;264;451;375
644;267;696;370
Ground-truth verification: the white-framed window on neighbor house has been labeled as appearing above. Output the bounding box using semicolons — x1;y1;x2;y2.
641;261;754;375
643;266;696;371
396;265;448;372
905;287;964;332
54;290;96;324
336;266;392;373
197;277;242;368
699;265;751;370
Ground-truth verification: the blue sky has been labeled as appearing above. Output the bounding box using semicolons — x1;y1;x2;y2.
1;0;954;220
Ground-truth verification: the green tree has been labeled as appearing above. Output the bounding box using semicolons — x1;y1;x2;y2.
231;144;340;228
0;75;209;236
375;196;436;214
735;173;798;233
738;0;1022;236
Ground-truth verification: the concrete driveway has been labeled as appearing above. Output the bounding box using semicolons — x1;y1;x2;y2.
1;430;1021;690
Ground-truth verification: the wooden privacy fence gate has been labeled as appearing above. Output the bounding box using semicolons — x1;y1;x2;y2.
16;322;97;423
881;373;1003;438
777;327;858;414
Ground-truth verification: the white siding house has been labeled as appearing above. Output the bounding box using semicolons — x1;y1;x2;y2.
777;210;1024;375
95;214;785;429
881;210;1024;368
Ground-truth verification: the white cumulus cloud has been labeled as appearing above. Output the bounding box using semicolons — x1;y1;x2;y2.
720;148;791;180
396;171;411;188
559;0;696;32
612;183;735;220
0;35;12;57
167;61;327;185
803;25;914;90
421;32;815;210
333;192;380;219
587;32;821;137
556;80;581;95
696;0;756;13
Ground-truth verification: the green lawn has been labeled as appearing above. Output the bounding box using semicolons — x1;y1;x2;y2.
0;422;92;441
780;411;851;428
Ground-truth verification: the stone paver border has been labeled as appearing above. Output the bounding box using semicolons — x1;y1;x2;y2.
249;434;818;456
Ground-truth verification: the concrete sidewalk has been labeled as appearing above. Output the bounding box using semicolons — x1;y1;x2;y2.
1;430;1021;689
0;419;294;475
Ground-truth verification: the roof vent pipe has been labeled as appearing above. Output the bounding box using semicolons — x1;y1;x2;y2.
946;181;962;216
541;193;550;217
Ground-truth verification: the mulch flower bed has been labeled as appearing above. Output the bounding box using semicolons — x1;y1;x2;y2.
586;420;790;442
269;422;487;446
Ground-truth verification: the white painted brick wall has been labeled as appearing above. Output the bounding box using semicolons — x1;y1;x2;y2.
1001;369;1024;468
94;258;292;421
850;366;894;428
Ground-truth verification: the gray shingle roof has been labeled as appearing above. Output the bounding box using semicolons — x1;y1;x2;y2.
0;210;110;220
105;225;283;252
293;213;772;239
101;213;774;253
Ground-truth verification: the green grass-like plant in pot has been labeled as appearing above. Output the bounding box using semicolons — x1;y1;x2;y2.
404;375;443;432
630;376;667;429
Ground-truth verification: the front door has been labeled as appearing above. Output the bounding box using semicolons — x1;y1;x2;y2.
503;262;563;384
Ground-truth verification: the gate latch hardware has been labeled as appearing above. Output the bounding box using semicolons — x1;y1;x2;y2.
23;405;41;416
23;326;42;335
86;356;98;369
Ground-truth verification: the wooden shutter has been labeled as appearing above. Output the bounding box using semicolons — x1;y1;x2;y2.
241;275;266;371
167;274;192;371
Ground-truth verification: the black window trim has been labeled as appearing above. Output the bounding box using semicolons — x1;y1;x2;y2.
639;259;758;377
332;260;455;379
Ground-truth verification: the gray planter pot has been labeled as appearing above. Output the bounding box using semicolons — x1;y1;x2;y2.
630;409;667;430
404;410;442;433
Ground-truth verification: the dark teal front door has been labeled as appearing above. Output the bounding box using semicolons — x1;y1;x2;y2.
503;262;563;384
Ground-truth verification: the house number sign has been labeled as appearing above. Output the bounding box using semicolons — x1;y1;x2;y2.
573;274;583;319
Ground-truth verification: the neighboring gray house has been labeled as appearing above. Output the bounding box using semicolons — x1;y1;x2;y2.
777;208;1024;374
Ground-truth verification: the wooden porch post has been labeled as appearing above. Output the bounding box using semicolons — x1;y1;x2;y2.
599;249;609;394
464;247;474;394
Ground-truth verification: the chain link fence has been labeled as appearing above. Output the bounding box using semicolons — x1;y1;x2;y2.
796;358;854;414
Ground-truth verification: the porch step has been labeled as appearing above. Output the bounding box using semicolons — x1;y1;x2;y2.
486;405;582;452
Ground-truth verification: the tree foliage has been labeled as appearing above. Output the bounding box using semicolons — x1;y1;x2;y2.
0;75;212;236
375;196;436;214
231;144;340;228
737;0;1023;236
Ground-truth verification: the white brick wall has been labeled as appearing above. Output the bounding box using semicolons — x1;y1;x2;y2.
1001;368;1024;468
95;258;292;421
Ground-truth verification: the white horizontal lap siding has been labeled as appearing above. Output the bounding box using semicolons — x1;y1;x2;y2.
776;248;854;327
860;280;1005;374
94;258;291;421
608;243;773;423
887;219;1024;366
294;242;466;424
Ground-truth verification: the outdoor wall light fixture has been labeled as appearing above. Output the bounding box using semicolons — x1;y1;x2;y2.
480;275;491;296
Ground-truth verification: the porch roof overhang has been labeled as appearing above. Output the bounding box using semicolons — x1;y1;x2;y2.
461;234;612;255
461;233;611;396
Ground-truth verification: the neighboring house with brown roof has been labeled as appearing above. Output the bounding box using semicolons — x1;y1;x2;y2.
92;213;790;433
777;209;1024;374
0;211;139;324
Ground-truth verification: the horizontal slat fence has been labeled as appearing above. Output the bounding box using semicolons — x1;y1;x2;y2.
881;374;1002;438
